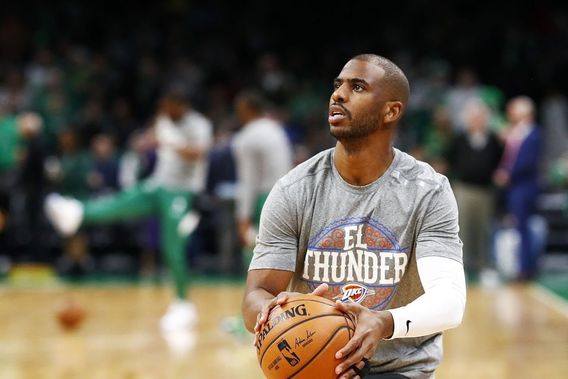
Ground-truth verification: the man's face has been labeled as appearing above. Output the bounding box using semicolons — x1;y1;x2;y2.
235;98;250;124
465;106;488;133
506;99;532;125
329;59;387;140
161;99;186;122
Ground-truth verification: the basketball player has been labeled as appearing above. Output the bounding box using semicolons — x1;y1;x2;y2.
233;89;293;246
220;90;293;340
45;89;213;332
242;54;466;378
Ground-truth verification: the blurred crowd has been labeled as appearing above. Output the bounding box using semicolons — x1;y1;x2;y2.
1;1;568;281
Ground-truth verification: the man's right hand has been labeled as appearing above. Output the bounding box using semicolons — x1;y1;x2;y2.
253;283;329;344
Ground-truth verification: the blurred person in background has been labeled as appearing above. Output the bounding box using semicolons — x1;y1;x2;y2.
494;96;541;280
447;99;503;283
45;89;213;331
445;67;481;132
0;112;43;253
220;90;293;340
416;107;454;174
85;133;123;266
12;113;48;262
232;90;293;248
88;133;120;195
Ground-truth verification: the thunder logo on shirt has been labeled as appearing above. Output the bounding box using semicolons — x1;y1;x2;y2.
302;216;409;309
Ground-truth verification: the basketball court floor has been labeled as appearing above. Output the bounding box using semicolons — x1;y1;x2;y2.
0;281;566;379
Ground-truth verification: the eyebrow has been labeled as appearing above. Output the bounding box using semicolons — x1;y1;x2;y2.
334;77;370;87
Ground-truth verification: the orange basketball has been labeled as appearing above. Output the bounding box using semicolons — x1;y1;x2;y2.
256;294;355;379
56;300;86;331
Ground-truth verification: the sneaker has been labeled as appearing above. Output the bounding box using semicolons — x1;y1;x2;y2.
160;300;198;332
162;329;197;355
44;193;84;236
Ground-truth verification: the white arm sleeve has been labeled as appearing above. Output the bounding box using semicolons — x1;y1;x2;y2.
386;256;466;339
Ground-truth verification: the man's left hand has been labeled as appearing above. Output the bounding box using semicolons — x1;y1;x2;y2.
333;301;394;379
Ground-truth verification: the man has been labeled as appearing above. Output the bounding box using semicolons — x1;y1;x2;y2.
494;96;541;280
219;90;293;340
45;90;213;331
242;54;466;379
232;90;293;246
0;112;43;246
448;99;503;283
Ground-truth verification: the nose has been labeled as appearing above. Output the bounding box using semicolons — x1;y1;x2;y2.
331;83;347;103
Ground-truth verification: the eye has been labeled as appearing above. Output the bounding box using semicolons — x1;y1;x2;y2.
333;81;341;90
353;84;364;92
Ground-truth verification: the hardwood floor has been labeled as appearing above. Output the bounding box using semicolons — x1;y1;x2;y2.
0;283;565;379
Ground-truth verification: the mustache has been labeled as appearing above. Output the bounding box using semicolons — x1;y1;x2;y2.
331;103;352;120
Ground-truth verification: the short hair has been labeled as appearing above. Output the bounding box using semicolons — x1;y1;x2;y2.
351;54;410;105
161;85;189;104
235;89;268;113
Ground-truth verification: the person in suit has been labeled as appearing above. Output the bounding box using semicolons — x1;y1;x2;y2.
494;96;541;280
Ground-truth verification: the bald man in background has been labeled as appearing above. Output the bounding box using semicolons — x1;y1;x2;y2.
494;96;542;280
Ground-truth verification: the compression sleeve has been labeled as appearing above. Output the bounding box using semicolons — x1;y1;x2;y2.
386;256;466;339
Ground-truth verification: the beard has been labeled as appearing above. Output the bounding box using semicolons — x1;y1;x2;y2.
330;111;382;141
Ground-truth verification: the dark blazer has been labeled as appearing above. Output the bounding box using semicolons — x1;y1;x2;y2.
509;126;541;187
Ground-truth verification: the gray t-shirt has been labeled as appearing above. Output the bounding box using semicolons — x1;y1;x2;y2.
233;117;293;220
249;147;462;378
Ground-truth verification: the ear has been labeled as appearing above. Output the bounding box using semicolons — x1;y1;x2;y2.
383;101;404;124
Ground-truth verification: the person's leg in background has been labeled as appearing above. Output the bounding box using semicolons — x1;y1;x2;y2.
454;183;477;280
45;181;159;236
45;181;160;276
157;187;198;332
508;186;538;280
474;187;501;286
83;181;158;224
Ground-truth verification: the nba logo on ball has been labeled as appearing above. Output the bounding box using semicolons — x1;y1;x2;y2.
277;339;300;366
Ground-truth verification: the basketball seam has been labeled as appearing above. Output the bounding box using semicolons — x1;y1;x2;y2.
288;325;351;379
259;313;347;366
281;298;337;308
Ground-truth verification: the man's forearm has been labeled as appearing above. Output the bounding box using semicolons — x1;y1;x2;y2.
242;287;275;332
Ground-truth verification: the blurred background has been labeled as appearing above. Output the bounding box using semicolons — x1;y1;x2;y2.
0;1;567;378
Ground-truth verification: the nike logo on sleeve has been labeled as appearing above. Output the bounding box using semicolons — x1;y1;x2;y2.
405;320;412;335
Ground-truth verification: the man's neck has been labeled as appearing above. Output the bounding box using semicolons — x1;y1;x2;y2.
334;136;395;186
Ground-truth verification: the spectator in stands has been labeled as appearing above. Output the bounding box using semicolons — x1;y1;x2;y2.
0;112;43;246
445;67;481;132
494;96;541;280
448;99;503;282
421;107;454;175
